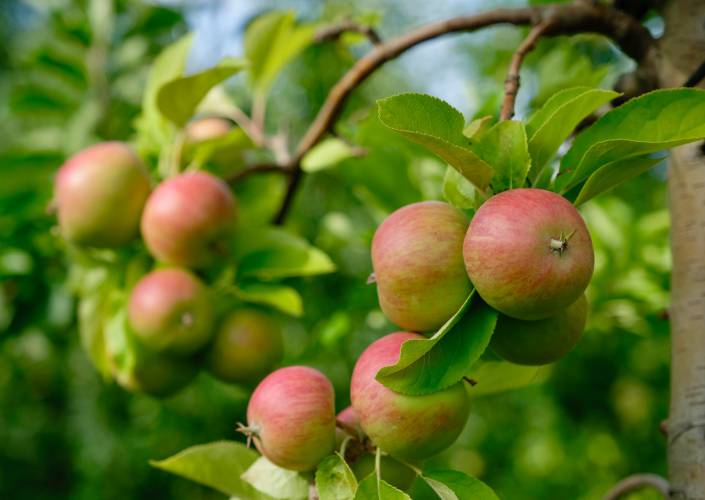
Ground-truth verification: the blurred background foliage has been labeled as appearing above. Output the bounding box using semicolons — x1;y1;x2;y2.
0;0;669;499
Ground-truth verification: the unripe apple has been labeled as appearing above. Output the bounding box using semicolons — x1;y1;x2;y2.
351;332;470;461
490;294;588;365
244;366;336;471
464;188;594;320
184;117;232;143
141;172;237;268
55;141;150;247
207;308;283;386
128;268;214;355
372;202;471;332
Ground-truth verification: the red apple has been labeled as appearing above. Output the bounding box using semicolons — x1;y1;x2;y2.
243;366;336;471
141;172;237;267
491;294;588;365
372;201;471;332
207;308;283;386
128;268;214;355
464;188;594;320
350;332;470;461
55;141;150;247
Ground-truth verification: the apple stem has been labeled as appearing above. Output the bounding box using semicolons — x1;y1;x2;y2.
235;422;260;448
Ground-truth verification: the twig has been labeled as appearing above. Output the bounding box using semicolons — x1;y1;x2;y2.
226;164;288;184
603;474;670;500
683;57;705;87
272;2;653;224
500;21;552;120
315;19;382;45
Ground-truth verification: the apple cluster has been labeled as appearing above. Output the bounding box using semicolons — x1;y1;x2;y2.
54;134;283;396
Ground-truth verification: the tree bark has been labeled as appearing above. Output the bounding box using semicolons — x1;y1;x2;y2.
657;1;705;497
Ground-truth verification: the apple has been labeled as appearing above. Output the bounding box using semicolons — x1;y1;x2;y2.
464;188;594;320
372;201;471;332
55;141;150;247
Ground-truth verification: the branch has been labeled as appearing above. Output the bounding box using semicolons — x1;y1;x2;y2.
683;57;705;87
273;1;653;224
315;19;382;45
603;474;670;500
500;21;552;120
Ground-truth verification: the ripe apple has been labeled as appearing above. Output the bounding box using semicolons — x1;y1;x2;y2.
350;332;470;461
141;172;237;267
243;366;336;471
464;188;594;320
128;268;214;355
207;308;283;386
55;141;150;247
490;294;588;365
372;201;471;332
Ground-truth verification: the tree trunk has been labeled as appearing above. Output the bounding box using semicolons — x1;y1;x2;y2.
657;1;705;497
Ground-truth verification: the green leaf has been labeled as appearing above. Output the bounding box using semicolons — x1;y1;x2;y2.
376;293;498;396
442;166;477;210
234;282;303;317
244;11;314;94
242;456;309;500
354;475;411;500
466;361;549;397
463;116;493;140
189;127;253;173
234;227;336;280
421;470;498;500
302;138;358;173
526;87;618;181
377;94;494;191
157;58;248;126
150;441;266;499
473;120;530;191
571;154;665;206
558;88;705;192
315;453;357;500
77;293;110;377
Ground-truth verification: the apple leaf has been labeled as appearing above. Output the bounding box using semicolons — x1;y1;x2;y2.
376;292;498;396
242;457;309;500
473;120;531;191
557;88;705;192
157;57;248;126
442;166;477;210
234;282;303;317
377;93;494;191
354;475;411;500
421;469;498;500
150;441;269;499
302;138;358;173
466;360;550;397
316;453;357;500
526;86;618;181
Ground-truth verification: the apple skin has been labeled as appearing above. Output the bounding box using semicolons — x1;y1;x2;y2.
372;201;471;332
464;188;594;320
55;141;150;247
207;308;284;386
127;268;214;356
490;294;588;365
246;366;336;471
141;172;237;268
184;117;232;143
350;332;470;461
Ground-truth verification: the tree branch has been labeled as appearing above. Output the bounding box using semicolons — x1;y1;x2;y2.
315;19;382;45
273;1;653;224
603;473;670;500
500;21;552;120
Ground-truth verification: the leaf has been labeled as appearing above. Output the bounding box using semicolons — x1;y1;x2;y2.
377;94;494;191
558;88;705;192
77;294;110;377
244;10;314;94
315;453;357;500
302;138;358;173
157;57;248;126
235;282;303;317
150;441;267;499
463;116;493;140
376;293;498;396
473;120;530;191
354;475;411;500
233;227;336;280
526;86;618;180
442;166;476;210
571;154;665;206
466;361;549;397
421;469;498;500
242;456;309;500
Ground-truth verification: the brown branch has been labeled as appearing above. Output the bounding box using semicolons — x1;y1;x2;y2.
500;21;552;120
315;19;382;45
272;1;653;224
226;164;288;184
603;473;670;500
